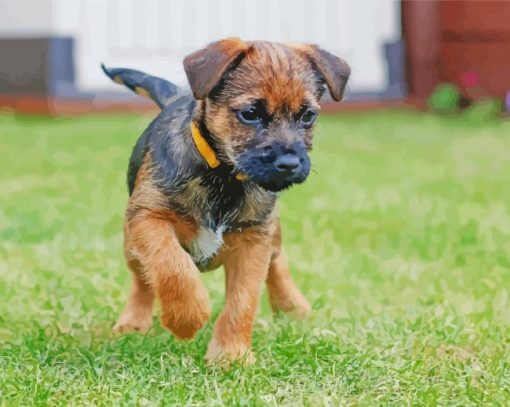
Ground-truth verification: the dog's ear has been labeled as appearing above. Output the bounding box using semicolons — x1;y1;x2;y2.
292;44;350;101
183;37;250;100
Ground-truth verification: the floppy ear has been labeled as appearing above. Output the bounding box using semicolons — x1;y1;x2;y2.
294;45;351;101
183;37;250;100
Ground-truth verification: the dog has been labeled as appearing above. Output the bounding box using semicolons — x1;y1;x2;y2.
102;38;350;365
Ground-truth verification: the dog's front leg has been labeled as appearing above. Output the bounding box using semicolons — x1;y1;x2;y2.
206;226;273;365
125;209;211;340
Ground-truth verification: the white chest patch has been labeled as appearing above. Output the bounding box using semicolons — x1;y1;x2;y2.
189;226;224;263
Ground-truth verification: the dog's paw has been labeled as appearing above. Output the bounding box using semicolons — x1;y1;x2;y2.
160;288;211;340
205;338;255;368
287;296;311;319
114;309;153;334
160;306;210;340
270;292;311;319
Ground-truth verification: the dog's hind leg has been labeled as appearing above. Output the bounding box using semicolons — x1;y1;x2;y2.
114;220;155;334
266;221;311;319
114;259;155;333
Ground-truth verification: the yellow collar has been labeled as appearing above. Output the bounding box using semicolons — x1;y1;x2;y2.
190;122;248;181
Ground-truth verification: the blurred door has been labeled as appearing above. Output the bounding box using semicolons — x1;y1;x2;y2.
439;0;510;98
403;0;510;99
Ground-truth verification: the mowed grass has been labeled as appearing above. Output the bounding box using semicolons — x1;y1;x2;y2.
1;110;510;406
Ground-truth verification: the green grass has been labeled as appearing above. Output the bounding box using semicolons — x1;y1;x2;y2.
1;111;510;405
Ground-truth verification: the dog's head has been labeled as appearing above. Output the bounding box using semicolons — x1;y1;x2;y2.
184;38;350;192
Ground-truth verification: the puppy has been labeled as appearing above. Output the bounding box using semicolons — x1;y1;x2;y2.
103;38;350;364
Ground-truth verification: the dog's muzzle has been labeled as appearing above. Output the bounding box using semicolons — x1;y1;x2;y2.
237;142;311;192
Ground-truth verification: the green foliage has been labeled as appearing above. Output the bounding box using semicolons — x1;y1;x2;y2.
1;111;510;405
463;98;503;123
427;83;461;112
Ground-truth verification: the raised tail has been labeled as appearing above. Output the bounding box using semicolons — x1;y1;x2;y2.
101;64;181;109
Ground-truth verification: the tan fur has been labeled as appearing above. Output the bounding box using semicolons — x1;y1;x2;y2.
248;42;307;114
206;219;276;365
114;223;155;334
266;221;311;318
183;38;251;100
123;207;211;339
117;163;210;340
204;42;319;164
288;43;351;101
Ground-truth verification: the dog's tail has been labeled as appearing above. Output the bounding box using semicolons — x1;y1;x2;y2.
101;64;181;109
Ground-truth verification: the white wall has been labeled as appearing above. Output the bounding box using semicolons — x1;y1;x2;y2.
0;0;55;34
0;0;400;96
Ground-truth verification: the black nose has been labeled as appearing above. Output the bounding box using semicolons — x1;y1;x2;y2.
274;154;301;173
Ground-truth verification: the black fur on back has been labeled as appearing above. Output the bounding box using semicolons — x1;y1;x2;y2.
127;94;196;195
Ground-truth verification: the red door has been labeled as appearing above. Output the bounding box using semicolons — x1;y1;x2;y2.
403;0;510;99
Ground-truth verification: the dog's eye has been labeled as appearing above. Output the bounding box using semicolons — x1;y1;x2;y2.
300;108;317;127
237;107;261;125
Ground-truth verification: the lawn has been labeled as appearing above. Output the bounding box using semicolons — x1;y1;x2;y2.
0;110;509;405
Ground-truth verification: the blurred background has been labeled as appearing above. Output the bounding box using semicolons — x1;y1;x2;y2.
1;0;508;115
2;1;510;403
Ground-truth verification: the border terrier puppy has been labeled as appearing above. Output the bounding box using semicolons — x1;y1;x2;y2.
103;38;350;365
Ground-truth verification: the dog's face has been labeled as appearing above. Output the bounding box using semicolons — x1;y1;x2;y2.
184;39;350;192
